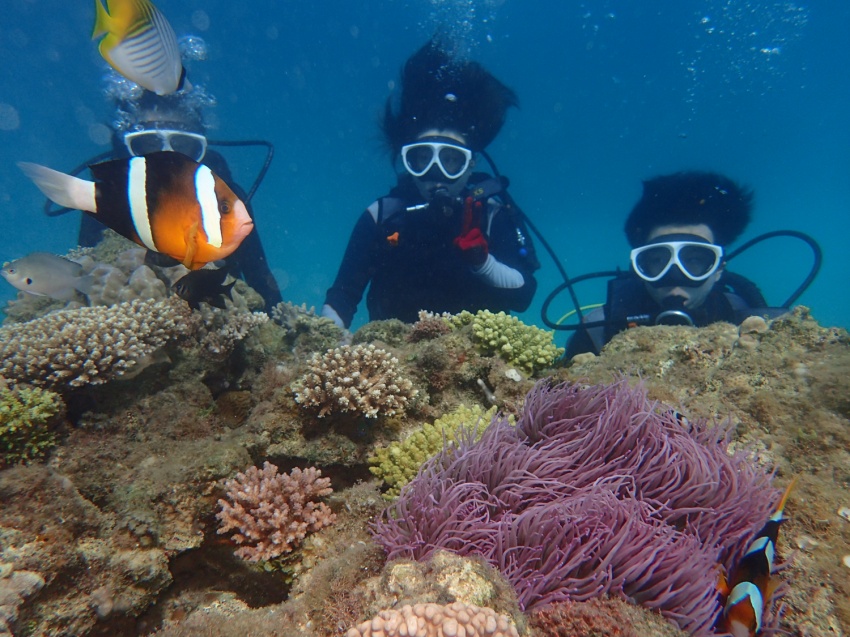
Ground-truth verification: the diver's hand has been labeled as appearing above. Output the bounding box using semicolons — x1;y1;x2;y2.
453;196;489;267
453;227;489;266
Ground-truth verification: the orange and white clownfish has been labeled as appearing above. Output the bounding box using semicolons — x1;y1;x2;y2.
719;476;798;637
18;152;253;270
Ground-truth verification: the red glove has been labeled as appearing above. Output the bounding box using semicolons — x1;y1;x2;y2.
453;197;489;267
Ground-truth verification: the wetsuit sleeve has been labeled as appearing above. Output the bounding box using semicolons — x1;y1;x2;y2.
324;210;381;329
480;202;540;312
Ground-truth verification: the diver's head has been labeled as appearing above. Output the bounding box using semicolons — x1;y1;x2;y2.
382;38;517;192
121;91;208;161
402;129;475;200
632;224;724;311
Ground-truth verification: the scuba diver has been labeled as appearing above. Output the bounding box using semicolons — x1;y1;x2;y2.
45;71;282;310
321;38;540;329
562;171;818;359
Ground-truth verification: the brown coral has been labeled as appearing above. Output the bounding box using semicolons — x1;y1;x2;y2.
0;297;195;389
294;344;418;418
216;462;336;562
345;602;519;637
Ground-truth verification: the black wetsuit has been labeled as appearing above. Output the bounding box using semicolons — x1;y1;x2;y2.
78;148;282;310
324;173;539;328
564;272;785;358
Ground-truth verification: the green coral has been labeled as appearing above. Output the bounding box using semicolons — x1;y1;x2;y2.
1;385;64;466
451;310;564;374
369;404;507;500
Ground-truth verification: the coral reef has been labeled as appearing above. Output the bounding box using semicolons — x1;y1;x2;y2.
216;462;336;562
271;301;344;356
0;297;196;389
369;404;500;499
408;311;454;342
451;310;563;374
528;596;688;637
373;379;778;636
196;305;270;359
344;602;519;637
0;383;64;467
294;344;418;419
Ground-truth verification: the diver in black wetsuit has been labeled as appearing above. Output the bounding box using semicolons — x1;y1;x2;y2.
322;39;539;329
74;89;283;310
565;171;788;359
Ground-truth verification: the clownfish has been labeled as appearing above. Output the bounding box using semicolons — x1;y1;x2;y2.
92;0;185;96
719;476;798;637
18;152;253;270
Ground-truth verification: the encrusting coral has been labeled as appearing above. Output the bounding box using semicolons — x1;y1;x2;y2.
345;602;519;637
216;462;336;562
0;296;195;389
294;344;418;419
0;383;64;467
369;404;502;500
373;379;779;636
450;310;563;374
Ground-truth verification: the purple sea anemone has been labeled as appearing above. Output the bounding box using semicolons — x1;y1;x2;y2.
372;379;779;636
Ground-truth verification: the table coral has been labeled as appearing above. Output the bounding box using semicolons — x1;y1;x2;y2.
0;297;195;389
373;379;779;636
451;310;563;374
216;462;336;562
369;404;501;500
345;601;519;637
294;344;418;418
0;384;64;466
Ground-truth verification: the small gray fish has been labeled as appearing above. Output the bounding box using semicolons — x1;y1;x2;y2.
1;252;94;300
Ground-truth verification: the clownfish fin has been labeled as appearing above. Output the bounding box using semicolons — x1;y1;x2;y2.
716;565;731;597
18;162;97;213
182;221;200;269
771;476;799;521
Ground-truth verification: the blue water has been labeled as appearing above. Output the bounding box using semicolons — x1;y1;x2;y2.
2;0;848;342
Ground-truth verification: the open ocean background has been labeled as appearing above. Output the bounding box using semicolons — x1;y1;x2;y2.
1;0;848;345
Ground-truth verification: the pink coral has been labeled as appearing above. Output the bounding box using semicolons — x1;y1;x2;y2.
216;462;336;561
345;602;518;637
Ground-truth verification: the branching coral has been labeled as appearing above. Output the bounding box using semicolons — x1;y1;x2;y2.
0;384;64;466
216;462;336;562
0;297;195;389
372;379;778;636
345;602;519;637
450;310;563;374
294;344;418;419
369;404;502;500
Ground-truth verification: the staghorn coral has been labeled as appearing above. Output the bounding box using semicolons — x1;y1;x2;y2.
216;461;336;562
451;310;563;374
0;297;195;389
294;344;418;419
369;404;501;500
345;601;519;637
0;384;64;466
373;379;779;636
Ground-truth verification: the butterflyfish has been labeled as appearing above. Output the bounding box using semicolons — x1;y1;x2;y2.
719;477;798;637
18;152;254;270
1;252;94;300
92;0;184;96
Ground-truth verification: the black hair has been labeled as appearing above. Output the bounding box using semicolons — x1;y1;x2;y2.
624;171;754;247
381;38;518;154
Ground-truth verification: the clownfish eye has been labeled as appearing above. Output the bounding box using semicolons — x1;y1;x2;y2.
219;200;231;215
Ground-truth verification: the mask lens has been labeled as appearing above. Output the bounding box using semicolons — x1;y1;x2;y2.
403;144;436;175
679;244;719;278
634;245;673;279
169;133;206;162
126;132;166;156
438;145;469;178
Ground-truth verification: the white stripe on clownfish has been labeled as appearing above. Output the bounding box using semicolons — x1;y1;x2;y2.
744;536;774;567
725;581;765;636
128;157;156;251
195;165;222;248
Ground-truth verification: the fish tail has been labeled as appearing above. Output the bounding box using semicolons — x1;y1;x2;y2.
76;274;96;297
770;475;799;522
92;0;111;39
18;162;97;213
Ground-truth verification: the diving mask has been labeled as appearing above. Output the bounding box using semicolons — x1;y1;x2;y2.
401;140;473;180
631;240;723;283
124;129;208;162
